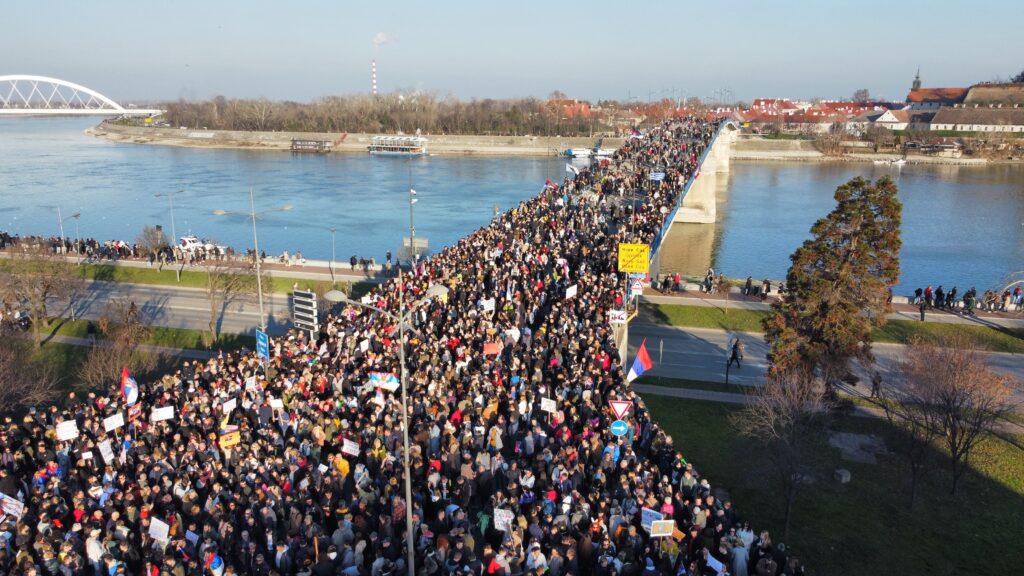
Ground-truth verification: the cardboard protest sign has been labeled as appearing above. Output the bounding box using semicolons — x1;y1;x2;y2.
269;398;284;409
493;509;515;532
98;440;115;464
56;420;79;441
0;492;25;519
483;342;500;356
481;298;496;312
565;284;578;299
220;429;241;449
342;438;360;457
222;398;237;415
148;518;170;543
641;507;663;532
103;412;125;432
245;376;258;392
650;520;675;537
151;406;175;422
540;398;557;413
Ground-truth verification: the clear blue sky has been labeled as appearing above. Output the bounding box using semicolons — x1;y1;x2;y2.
4;0;1022;104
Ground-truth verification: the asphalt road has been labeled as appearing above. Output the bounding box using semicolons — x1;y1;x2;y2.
627;322;1024;399
56;281;294;337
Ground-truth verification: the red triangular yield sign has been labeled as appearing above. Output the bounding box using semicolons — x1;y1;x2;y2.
609;400;631;420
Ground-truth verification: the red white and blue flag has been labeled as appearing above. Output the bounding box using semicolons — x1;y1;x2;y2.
121;367;139;406
626;339;653;383
545;179;558;189
369;371;400;392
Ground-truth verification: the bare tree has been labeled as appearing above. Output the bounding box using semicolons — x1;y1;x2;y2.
1;247;84;347
878;372;941;509
731;369;831;539
135;225;169;256
0;336;61;408
203;259;261;346
77;298;159;392
898;336;1020;494
852;88;871;103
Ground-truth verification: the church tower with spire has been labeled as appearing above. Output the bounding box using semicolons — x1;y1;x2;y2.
912;68;922;92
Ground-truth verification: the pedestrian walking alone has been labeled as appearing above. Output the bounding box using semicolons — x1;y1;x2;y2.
727;337;744;369
919;298;927;322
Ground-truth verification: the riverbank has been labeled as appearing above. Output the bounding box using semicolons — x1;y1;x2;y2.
86;121;624;157
733;135;1007;165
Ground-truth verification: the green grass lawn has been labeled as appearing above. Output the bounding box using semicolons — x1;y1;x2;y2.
648;303;1024;353
0;259;372;296
642;395;1024;576
45;318;248;352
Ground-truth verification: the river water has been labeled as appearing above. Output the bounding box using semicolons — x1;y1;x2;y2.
2;118;1022;293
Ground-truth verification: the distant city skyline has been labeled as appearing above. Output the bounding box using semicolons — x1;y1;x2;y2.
4;0;1022;104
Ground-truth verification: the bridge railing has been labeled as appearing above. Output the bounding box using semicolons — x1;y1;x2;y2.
648;120;735;259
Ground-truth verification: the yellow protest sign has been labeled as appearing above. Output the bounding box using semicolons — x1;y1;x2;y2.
220;428;241;449
617;243;650;274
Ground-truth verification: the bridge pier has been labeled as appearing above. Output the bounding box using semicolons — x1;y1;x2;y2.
673;127;736;225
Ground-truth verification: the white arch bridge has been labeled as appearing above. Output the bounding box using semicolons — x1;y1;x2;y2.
0;75;162;116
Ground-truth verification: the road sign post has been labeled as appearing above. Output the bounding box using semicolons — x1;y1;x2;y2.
610;419;629;437
291;290;320;340
256;329;269;367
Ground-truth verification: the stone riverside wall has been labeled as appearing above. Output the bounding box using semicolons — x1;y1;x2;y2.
87;122;625;157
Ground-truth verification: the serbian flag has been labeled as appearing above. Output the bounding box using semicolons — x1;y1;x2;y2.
626;339;653;383
545;179;558;189
565;164;580;176
121;367;139;406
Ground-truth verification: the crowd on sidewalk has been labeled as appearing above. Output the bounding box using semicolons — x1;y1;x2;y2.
911;285;1023;315
0;118;803;576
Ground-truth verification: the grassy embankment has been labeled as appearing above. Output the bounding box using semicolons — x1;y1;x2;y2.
642;394;1024;576
648;303;1024;354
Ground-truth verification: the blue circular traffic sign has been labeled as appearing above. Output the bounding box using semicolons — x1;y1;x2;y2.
610;420;629;437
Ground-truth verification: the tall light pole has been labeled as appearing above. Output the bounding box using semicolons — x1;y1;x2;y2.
57;208;80;257
213;188;292;331
154;189;184;249
329;227;337;283
325;282;449;576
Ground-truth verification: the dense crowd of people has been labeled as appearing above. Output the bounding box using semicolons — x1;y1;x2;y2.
0;118;805;576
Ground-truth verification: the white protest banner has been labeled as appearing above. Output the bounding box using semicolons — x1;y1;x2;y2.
650;520;675;537
493;509;515;532
148;518;170;543
98;440;115;464
245;376;258;392
342;438;360;457
540;398;557;414
360;296;373;305
56;420;80;442
641;507;663;532
481;298;496;312
81;451;93;461
359;339;370;353
150;406;175;422
269;398;284;409
222;398;237;415
608;309;627;324
318;464;329;475
103;412;125;432
565;284;578;299
185;530;200;546
0;492;25;519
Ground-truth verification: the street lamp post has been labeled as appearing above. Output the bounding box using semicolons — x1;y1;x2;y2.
325;282;449;576
213;188;292;332
329;227;337;283
154;189;184;249
57;208;81;258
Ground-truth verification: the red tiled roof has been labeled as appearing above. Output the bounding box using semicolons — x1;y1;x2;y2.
906;88;968;104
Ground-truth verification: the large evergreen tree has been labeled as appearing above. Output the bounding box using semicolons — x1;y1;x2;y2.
764;176;902;383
